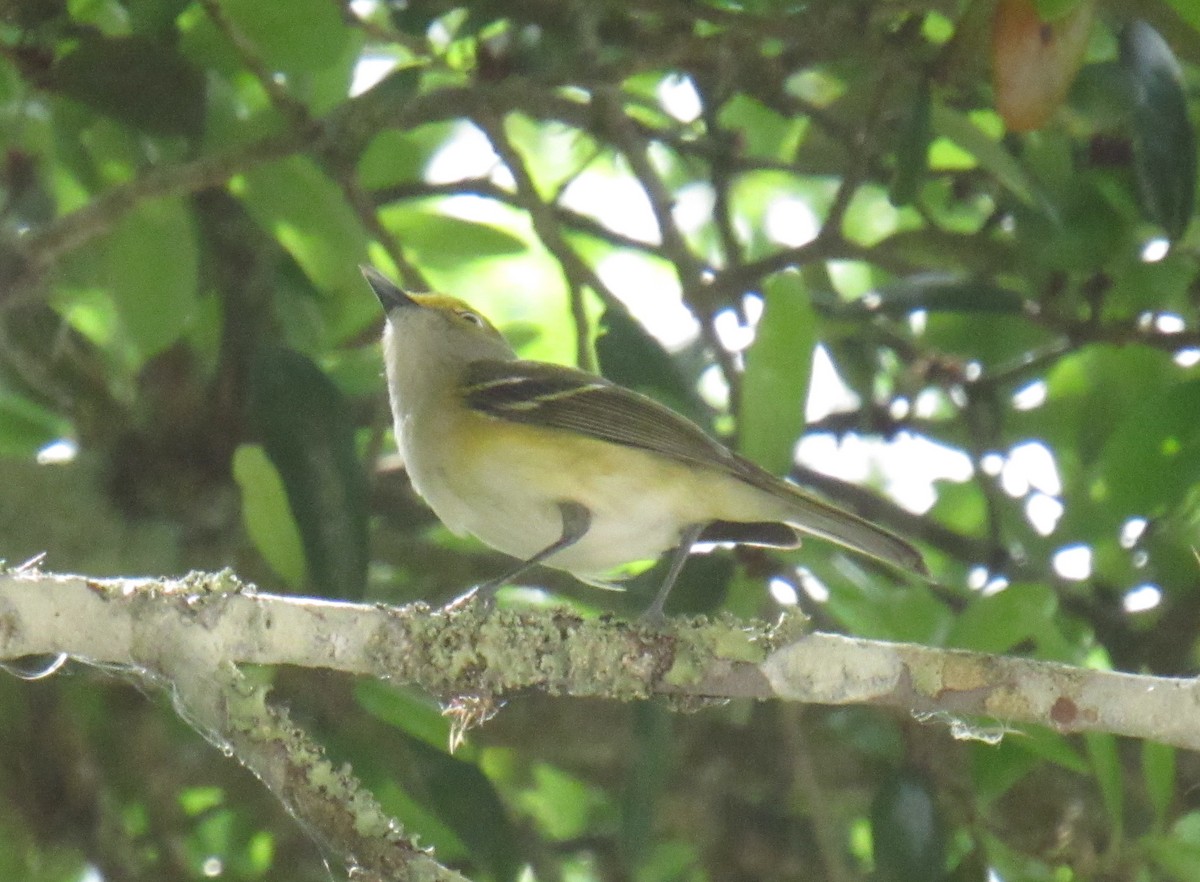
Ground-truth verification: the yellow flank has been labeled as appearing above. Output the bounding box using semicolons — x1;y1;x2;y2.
440;406;781;576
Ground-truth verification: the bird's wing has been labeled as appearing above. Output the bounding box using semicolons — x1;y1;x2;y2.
459;359;744;474
460;359;928;576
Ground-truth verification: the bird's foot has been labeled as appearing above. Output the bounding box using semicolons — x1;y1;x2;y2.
442;581;501;616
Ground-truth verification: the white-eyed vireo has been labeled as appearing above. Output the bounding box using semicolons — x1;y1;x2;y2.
364;266;926;617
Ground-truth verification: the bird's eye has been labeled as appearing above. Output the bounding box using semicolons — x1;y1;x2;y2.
457;310;484;326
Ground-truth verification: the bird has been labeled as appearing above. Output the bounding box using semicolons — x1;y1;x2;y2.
364;266;926;618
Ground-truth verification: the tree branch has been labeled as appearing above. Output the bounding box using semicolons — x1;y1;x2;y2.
4;571;1199;753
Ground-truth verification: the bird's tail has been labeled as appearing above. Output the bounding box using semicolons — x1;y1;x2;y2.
778;483;928;577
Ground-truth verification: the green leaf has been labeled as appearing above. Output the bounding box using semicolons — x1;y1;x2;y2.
378;204;529;269
741;271;815;475
52;34;205;137
358;125;455;190
216;0;352;73
927;479;987;540
1090;377;1200;521
947;584;1058;654
0;394;70;457
628;552;732;617
235;157;373;339
1085;732;1124;836
236;158;367;291
1107;248;1195;315
871;769;946;882
1068;61;1134;129
971;740;1038;805
1012;175;1132;272
404;738;522;882
826;580;953;644
718;93;804;161
1143;740;1177;830
621;702;672;864
250;346;368;599
890;78;931;206
1034;0;1086;19
1146;813;1200;882
124;0;192;35
232;444;307;589
515;763;605;841
1119;21;1197;240
1012;726;1089;774
298;28;365;116
920;313;1056;370
596;304;707;424
103;196;199;363
1162;0;1200;30
971;730;1089;822
1039;345;1177;468
354;681;452;752
931;104;1039;205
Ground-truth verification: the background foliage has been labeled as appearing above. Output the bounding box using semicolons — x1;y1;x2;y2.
1;0;1200;879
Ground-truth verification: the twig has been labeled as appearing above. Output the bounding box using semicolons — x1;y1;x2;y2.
374;178;665;255
338;174;428;291
4;81;517;298
169;660;467;882
702;112;744;275
198;0;311;129
476;111;619;371
12;134;297;286
596;89;706;295
595;89;746;410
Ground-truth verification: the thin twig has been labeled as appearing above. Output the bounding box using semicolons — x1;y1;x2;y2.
476;111;620;371
12;133;297;283
596;89;706;294
374;178;665;255
198;0;312;130
595;88;746;411
338;174;428;292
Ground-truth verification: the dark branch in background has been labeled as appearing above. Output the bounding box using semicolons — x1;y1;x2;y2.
5;62;904;307
592;87;750;416
7;133;298;299
373;178;666;256
0;81;525;297
704;119;745;278
344;2;429;55
339;174;429;292
972;338;1076;393
198;0;312;130
597;89;708;300
201;0;426;291
476;110;620;371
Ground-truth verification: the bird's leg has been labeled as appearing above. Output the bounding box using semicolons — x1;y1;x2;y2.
641;523;705;623
469;500;592;606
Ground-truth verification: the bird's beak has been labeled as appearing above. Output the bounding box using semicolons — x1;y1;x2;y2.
361;265;416;311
